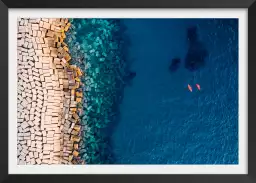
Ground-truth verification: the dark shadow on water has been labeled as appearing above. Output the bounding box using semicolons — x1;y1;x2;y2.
168;25;208;74
123;71;136;86
184;25;208;72
169;57;181;73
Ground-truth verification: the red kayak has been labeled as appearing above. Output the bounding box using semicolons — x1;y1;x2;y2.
188;84;192;92
196;84;201;90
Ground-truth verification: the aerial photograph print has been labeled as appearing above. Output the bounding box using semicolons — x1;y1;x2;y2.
16;18;238;165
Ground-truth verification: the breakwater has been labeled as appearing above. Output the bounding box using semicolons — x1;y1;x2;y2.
17;18;84;164
17;18;129;164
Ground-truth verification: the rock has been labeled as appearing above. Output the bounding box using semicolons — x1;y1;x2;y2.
184;26;208;72
123;71;136;86
73;150;79;157
50;50;58;57
169;58;181;73
43;48;50;54
43;22;50;29
35;62;42;68
46;30;54;37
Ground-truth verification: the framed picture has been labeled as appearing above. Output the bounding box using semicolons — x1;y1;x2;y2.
2;0;252;182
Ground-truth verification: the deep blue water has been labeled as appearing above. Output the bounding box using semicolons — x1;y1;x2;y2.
110;19;238;164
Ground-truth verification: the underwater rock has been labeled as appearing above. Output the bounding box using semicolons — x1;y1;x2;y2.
169;58;181;72
184;26;208;72
126;71;136;80
187;26;198;44
67;19;130;164
123;71;136;86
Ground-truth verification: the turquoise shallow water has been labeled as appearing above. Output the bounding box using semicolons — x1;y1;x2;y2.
67;18;238;164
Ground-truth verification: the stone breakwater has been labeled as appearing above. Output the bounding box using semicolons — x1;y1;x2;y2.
17;18;84;165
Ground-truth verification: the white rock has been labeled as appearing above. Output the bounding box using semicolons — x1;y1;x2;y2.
21;122;29;129
43;22;50;29
36;158;42;164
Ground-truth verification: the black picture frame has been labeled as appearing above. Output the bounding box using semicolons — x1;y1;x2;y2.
1;0;252;182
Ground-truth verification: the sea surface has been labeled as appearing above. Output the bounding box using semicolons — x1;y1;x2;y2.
109;19;238;164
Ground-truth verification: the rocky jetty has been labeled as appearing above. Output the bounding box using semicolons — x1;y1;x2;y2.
17;18;83;165
17;18;130;165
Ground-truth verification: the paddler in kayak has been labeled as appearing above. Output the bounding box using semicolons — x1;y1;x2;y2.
196;84;201;90
188;84;193;92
